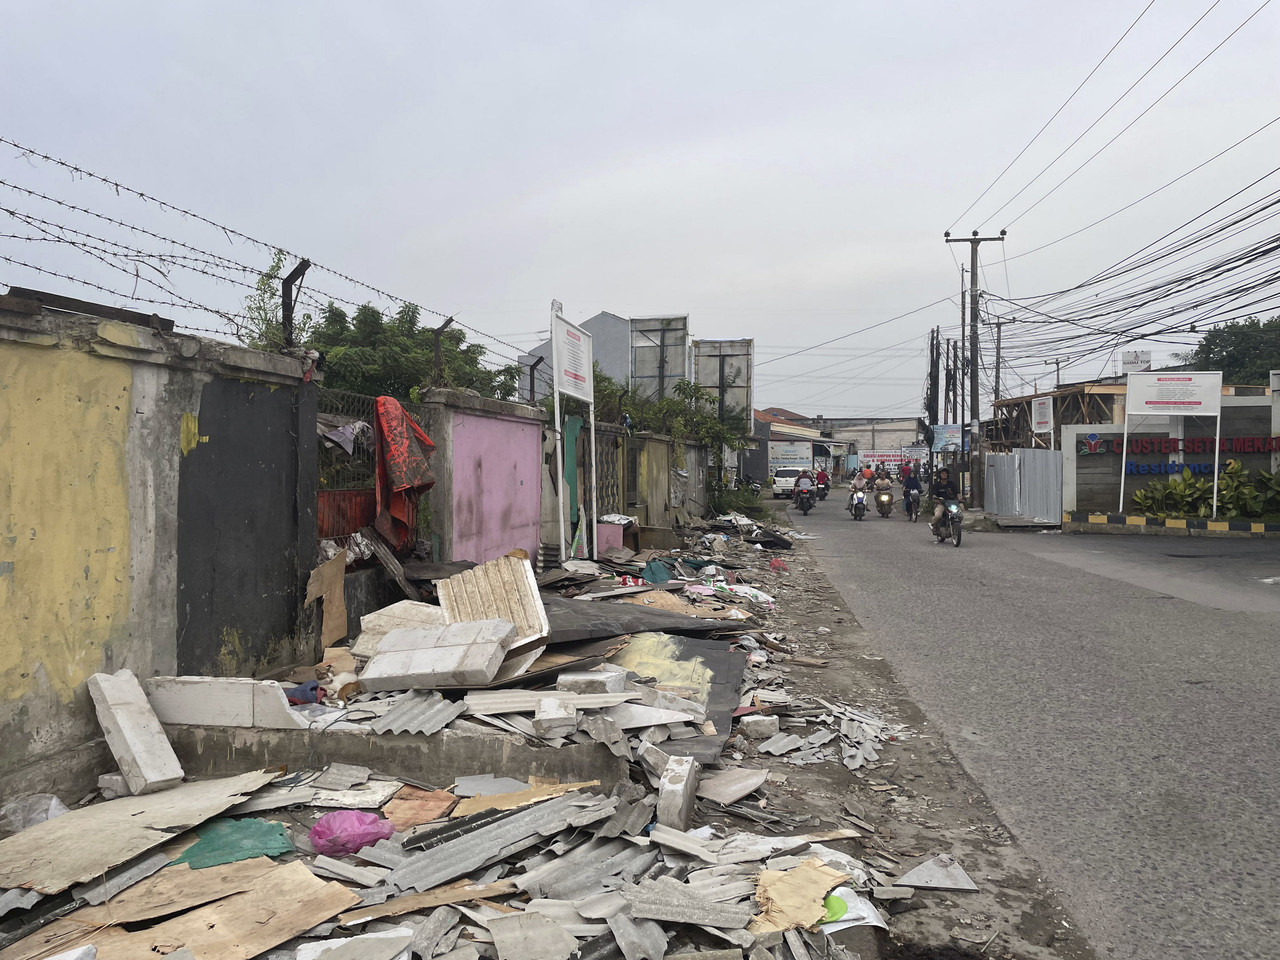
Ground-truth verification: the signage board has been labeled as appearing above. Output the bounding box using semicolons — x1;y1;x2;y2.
1126;372;1222;417
1121;350;1152;374
860;449;907;468
930;424;962;452
901;444;928;463
552;313;593;402
1032;397;1053;434
693;339;754;419
768;440;813;473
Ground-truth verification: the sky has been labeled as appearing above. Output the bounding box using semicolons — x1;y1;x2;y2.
2;1;1278;418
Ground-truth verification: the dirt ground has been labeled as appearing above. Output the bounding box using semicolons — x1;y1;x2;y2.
705;532;1097;960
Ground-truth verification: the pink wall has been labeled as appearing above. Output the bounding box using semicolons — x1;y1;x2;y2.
450;412;542;563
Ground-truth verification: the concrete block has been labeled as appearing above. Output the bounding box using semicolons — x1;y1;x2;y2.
656;755;700;831
360;620;518;691
532;698;578;739
86;669;184;796
144;677;308;729
737;714;779;739
97;772;130;800
696;768;767;806
555;670;625;694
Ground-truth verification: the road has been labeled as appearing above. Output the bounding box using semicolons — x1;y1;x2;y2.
787;493;1280;960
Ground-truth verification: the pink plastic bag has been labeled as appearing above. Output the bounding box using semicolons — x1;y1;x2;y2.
309;809;395;856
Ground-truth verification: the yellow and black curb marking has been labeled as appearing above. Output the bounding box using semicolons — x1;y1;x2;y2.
1064;511;1280;536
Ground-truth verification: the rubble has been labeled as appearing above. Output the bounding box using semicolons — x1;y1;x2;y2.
0;509;999;960
85;669;184;795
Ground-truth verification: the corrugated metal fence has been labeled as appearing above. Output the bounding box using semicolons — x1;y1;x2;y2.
985;448;1062;522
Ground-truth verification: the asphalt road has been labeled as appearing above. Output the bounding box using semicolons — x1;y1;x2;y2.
786;492;1280;960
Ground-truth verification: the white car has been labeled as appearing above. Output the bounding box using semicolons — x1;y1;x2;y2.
771;467;802;499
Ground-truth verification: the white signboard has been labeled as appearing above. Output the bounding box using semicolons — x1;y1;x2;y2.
1032;397;1053;434
1122;350;1152;374
552;313;593;402
768;440;813;473
1127;372;1222;417
901;444;928;463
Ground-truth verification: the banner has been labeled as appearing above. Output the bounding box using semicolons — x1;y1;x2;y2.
930;424;962;452
552;313;593;402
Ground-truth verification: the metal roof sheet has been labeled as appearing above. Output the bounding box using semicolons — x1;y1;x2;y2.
370;691;466;736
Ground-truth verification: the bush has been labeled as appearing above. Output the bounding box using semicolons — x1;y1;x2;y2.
1130;460;1279;519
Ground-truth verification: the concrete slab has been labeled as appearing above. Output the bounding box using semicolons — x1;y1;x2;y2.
144;676;308;729
656;755;700;830
532;698;578;738
360;620;519;691
556;670;626;694
86;669;184;795
696;768;767;806
351;600;449;659
736;715;779;739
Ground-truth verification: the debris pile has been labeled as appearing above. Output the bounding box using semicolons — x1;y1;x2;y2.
0;512;982;960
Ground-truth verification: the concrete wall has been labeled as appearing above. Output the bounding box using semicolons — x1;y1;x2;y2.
414;388;545;563
0;297;317;799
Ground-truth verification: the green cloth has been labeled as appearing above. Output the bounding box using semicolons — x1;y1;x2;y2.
564;416;582;522
173;817;293;869
641;560;672;584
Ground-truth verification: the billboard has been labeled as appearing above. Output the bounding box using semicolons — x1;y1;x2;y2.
768;440;813;473
1127;372;1222;417
861;449;907;468
1032;397;1053;434
631;315;690;401
552;312;593;402
693;338;754;421
1121;350;1152;374
931;424;963;452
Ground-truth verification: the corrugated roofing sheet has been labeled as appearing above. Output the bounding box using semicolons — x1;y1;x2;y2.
438;556;549;654
370;691;466;736
387;792;612;893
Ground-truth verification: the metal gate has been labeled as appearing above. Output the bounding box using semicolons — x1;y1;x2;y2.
985;448;1062;523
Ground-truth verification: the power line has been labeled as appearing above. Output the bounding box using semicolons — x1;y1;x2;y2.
976;0;1227;229
755;297;953;367
1004;0;1276;228
948;0;1158;232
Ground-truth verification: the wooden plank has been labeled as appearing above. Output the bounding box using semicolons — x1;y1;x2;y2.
76;861;359;960
0;859;278;960
337;878;518;926
361;526;421;600
0;770;276;895
306;550;349;647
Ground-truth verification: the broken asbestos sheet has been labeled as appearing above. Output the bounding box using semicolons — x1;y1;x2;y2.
0;770;276;895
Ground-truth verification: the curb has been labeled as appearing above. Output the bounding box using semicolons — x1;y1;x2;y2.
1063;511;1280;538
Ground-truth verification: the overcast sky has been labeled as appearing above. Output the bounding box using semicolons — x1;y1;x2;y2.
3;1;1278;417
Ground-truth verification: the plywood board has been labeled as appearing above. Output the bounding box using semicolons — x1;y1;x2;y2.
0;770;276;895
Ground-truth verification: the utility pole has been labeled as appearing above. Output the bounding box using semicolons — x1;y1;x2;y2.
944;338;954;422
945;229;1006;508
1046;357;1063;390
926;327;940;426
280;258;311;348
993;317;1003;401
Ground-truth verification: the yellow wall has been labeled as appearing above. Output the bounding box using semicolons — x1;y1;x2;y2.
0;344;133;703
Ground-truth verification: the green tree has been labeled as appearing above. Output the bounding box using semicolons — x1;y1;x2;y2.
237;256;519;401
1186;315;1280;384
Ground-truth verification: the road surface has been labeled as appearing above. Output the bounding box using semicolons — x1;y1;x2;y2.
788;493;1280;959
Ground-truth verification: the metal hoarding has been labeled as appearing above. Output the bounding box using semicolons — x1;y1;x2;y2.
692;339;754;420
630;315;690;401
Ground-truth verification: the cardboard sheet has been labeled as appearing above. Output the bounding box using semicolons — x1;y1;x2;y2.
307;551;349;647
748;858;851;934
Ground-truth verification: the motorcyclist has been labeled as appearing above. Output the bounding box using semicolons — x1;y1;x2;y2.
795;469;815;500
902;470;923;515
815;467;830;490
930;467;960;533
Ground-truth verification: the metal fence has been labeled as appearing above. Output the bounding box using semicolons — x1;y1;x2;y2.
985;448;1062;522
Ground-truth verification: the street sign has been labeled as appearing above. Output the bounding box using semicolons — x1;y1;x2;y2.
1032;397;1053;434
1121;350;1152;374
1127;372;1222;416
552;313;593;402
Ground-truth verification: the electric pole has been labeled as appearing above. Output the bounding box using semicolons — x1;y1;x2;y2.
945;229;1006;508
1046;357;1063;390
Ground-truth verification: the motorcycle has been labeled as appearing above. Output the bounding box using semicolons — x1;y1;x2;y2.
934;499;963;547
875;489;893;518
733;476;761;496
795;485;816;516
904;489;921;522
817;482;829;501
848;488;867;521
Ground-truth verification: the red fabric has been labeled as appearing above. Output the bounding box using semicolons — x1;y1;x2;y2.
374;396;436;551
